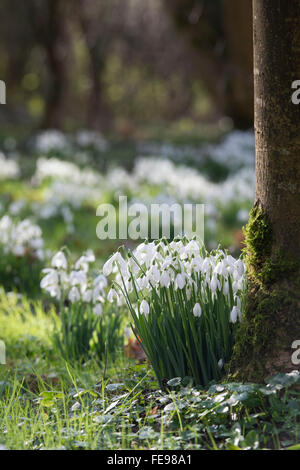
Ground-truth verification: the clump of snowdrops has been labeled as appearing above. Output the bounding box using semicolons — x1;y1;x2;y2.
40;249;123;363
104;237;246;387
0;215;45;295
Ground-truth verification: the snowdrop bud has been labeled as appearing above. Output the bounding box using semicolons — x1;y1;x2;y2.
230;306;241;324
218;359;224;370
52;251;67;270
68;286;80;303
193;303;202;317
140;299;150;316
94;304;103;316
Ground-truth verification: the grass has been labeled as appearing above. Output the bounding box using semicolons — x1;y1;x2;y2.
1;290;300;450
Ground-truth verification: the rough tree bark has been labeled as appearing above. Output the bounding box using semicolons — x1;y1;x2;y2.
229;0;300;381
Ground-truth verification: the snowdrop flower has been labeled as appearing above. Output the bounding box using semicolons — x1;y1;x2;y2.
93;274;108;290
218;359;224;370
230;306;242;324
210;275;218;293
94;304;103;316
193;303;202;318
140;300;150;316
223;279;229;296
75;250;95;271
40;269;59;289
82;289;93;302
69;270;87;286
103;252;127;276
160;271;170;288
107;288;119;304
68;286;80;303
175;273;186;290
52;251;67;270
46;284;61;300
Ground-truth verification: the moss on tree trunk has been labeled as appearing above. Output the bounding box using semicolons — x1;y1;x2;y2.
229;0;300;381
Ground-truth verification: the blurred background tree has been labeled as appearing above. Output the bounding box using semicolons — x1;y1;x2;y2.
0;0;254;137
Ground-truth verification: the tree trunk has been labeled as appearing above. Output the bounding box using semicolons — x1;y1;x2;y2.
229;0;300;381
77;0;112;132
40;0;70;129
164;0;254;128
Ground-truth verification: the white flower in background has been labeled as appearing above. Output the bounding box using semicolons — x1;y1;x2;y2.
140;300;150;316
51;251;68;270
124;327;132;338
93;274;108;290
0;215;44;260
94;303;103;316
0;152;20;180
82;289;93;302
218;359;224;370
107;288;119;304
68;286;81;303
193;303;202;318
34;130;69;153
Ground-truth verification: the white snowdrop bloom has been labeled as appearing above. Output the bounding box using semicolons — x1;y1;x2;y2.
107;288;119;304
160;270;170;288
51;251;67;270
232;281;239;293
149;265;160;283
93;288;105;304
202;258;211;274
82;289;93;302
93;274;108;290
103;252;127;276
69;270;87;287
40;269;59;289
234;295;242;310
175;273;186;290
75;250;95;271
46;284;61;300
140;300;150;316
223;279;229;296
68;286;81;303
94;304;103;316
193;303;202;317
210;275;218;293
230;306;242;324
218;359;224;370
